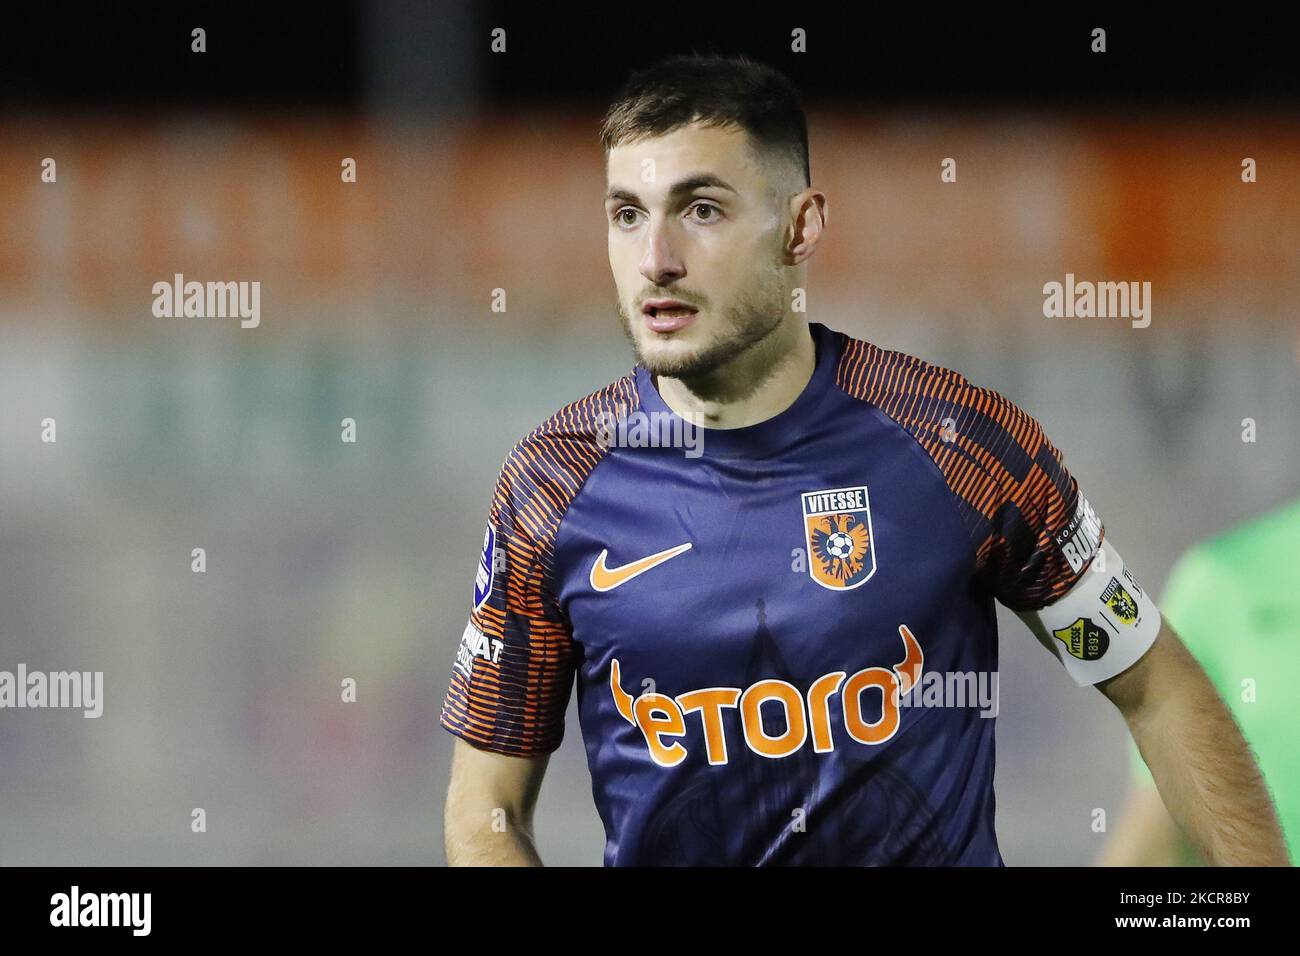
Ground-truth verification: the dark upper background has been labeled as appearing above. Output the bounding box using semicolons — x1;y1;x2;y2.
2;2;1297;112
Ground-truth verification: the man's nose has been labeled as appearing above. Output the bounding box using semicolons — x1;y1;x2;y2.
639;220;686;285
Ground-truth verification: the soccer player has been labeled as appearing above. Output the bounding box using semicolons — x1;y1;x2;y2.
439;53;1289;866
1098;497;1300;866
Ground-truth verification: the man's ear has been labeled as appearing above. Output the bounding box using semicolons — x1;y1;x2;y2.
787;188;828;265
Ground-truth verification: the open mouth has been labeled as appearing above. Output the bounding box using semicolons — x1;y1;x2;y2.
642;300;699;333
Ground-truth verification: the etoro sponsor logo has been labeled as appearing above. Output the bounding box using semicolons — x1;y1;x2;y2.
609;624;923;767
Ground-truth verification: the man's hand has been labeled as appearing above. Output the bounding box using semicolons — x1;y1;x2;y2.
444;737;550;866
1096;620;1289;866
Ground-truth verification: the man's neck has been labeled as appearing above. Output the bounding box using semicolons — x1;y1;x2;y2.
655;319;816;429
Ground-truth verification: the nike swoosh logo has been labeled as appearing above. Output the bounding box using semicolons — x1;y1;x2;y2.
589;542;693;592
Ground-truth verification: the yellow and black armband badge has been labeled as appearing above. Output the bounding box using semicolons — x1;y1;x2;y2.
1017;537;1162;686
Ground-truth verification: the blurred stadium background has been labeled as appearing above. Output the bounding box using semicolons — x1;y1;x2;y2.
0;4;1296;865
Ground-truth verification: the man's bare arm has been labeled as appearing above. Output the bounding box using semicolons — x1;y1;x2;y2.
1096;785;1189;866
444;737;549;866
1095;621;1288;866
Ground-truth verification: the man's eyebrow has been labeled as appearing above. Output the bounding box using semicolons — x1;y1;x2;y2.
604;174;739;205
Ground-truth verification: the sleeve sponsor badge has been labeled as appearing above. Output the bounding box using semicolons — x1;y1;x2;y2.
473;524;495;611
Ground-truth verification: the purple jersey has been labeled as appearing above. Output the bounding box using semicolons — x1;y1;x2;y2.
441;321;1102;865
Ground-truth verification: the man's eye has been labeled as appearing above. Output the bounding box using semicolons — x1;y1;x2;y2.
615;208;639;226
690;202;721;222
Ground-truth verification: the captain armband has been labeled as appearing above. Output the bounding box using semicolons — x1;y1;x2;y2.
1016;536;1162;687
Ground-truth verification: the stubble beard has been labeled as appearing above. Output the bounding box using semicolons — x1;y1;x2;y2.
617;265;788;383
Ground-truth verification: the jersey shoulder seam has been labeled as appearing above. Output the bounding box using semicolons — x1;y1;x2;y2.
497;371;641;621
831;336;983;585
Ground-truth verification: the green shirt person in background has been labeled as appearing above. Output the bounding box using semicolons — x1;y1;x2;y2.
1099;497;1300;866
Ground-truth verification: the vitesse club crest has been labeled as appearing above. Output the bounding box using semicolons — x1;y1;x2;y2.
1052;617;1110;662
802;486;877;591
1101;577;1139;625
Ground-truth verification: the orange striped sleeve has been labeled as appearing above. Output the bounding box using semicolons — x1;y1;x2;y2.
836;334;1101;611
439;374;638;757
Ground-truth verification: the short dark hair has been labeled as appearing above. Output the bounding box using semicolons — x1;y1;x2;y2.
599;53;810;189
